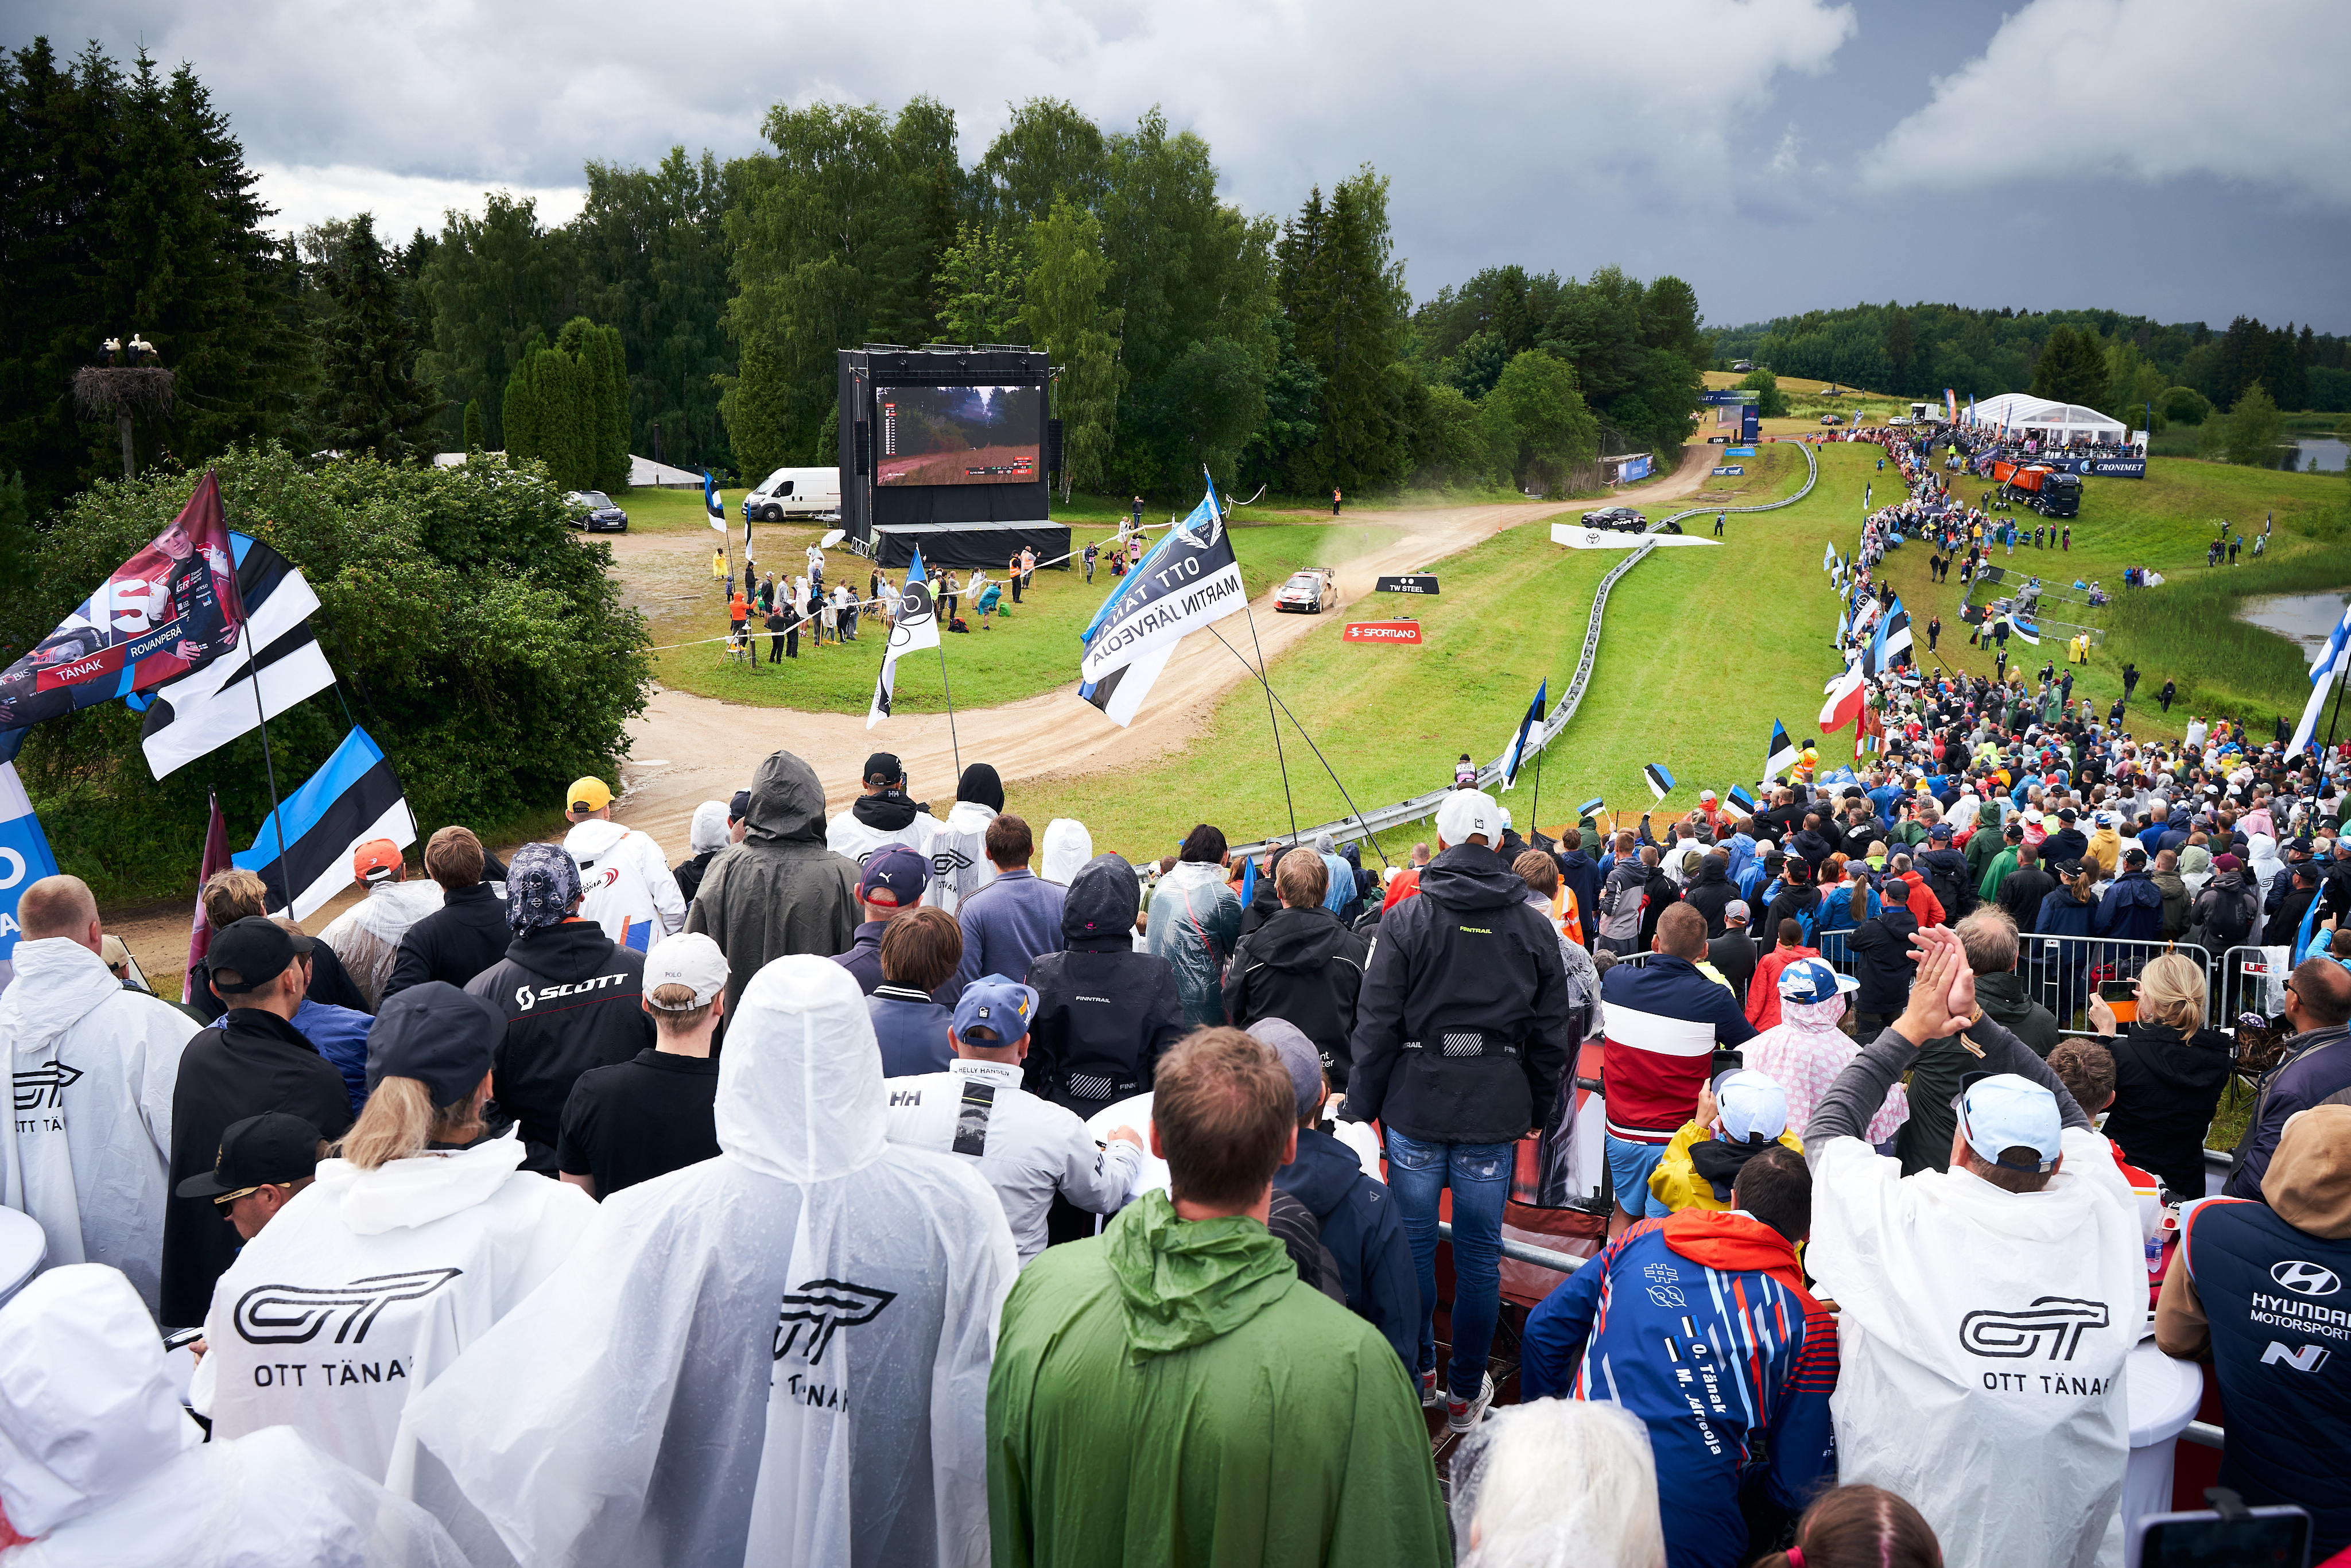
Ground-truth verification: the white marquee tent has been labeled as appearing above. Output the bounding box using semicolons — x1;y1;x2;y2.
1966;393;2128;443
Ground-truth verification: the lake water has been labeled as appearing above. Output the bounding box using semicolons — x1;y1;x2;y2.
2283;437;2348;473
2236;589;2351;650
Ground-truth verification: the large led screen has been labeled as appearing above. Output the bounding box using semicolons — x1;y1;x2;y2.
875;385;1042;487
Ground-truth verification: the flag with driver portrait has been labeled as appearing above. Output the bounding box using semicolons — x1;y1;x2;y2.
868;549;940;728
0;469;244;762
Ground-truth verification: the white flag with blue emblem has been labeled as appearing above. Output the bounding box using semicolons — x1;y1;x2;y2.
868;550;940;729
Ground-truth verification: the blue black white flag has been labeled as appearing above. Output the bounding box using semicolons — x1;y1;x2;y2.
1868;596;1912;674
868;548;939;729
232;727;415;920
1644;763;1675;802
1767;720;1798;779
2007;613;2041;647
1726;784;1757;815
704;471;727;531
1577;795;1605;821
1498;679;1547;791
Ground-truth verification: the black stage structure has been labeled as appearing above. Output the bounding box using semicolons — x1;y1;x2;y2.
837;345;1066;570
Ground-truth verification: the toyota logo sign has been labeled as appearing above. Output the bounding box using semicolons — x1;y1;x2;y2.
2272;1260;2342;1297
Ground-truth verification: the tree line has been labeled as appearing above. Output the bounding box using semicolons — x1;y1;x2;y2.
1708;302;2351;438
1;43;1703;522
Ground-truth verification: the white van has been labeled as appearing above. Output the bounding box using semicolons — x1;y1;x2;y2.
742;467;841;522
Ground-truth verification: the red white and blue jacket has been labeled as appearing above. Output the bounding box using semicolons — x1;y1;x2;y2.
1523;1209;1838;1568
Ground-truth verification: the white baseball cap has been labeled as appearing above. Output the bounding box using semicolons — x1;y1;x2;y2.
1714;1069;1789;1144
643;932;730;1010
1436;790;1501;847
1958;1072;2063;1173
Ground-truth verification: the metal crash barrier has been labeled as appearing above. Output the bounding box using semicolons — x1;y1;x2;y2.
1437;1220;1586;1275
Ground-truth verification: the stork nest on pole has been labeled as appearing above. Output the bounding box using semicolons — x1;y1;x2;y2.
72;366;176;417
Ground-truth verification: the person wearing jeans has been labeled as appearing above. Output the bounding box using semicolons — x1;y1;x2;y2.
1383;1132;1513;1403
1343;790;1571;1433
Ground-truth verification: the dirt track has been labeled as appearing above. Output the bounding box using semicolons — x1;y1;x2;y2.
611;447;1717;860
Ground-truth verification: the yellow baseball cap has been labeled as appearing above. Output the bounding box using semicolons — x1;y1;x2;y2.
567;776;614;813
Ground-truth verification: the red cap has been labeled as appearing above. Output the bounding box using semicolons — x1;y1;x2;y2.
352;838;402;884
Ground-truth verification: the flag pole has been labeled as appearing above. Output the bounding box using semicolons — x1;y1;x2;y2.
1531;746;1544;840
2326;645;2350;752
1223;476;1297;844
225;552;290;913
1203;623;1388;868
935;636;962;780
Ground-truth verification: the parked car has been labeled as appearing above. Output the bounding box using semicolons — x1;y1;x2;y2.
741;467;843;523
564;490;629;532
1580;506;1647;532
1819;413;1843;425
1274;566;1336;614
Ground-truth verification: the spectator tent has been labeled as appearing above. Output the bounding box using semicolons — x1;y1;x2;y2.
1965;393;2128;444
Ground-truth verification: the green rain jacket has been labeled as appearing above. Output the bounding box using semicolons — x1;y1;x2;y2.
986;1191;1450;1568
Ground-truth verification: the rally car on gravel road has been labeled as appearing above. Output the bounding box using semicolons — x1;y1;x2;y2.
1275;566;1336;613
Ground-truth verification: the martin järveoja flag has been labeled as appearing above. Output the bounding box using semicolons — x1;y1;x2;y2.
1078;476;1247;690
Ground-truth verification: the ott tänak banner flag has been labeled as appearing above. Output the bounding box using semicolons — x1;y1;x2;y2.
1078;477;1247;688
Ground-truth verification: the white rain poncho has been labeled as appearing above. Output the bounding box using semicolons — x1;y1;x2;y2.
1038;819;1092;884
402;956;1018;1568
0;1264;465;1567
688;801;731;856
191;1127;595;1500
1806;1127;2146;1568
0;939;193;1316
317;881;444;1011
924;799;998;915
565;819;686;951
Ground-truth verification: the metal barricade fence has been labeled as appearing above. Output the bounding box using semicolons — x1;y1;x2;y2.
2015;933;2214;1037
2210;944;2287;1030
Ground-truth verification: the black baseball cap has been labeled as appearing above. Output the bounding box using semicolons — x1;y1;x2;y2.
728;789;752;822
863;752;903;786
366;981;504;1103
175;1112;324;1201
207;917;312;995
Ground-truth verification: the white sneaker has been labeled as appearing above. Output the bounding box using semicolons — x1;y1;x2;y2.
1445;1372;1495;1433
1419;1369;1440;1408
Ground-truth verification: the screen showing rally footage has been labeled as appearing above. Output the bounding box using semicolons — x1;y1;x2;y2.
875;385;1042;487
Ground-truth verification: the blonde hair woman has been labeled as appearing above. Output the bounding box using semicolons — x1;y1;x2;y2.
191;983;595;1509
2089;951;2232;1200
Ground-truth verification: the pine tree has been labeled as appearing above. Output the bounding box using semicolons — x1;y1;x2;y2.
461;398;483;452
501;363;536;461
721;335;794;482
308;213;446;460
2031;326;2109;408
1281;169;1407;492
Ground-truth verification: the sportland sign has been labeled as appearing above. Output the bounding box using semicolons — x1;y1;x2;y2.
1344;620;1423;645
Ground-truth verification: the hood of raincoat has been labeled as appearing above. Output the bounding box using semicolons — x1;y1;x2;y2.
715;953;886;1183
2179;844;2212;878
1775;993;1851;1035
2248;833;2283;890
564;816;629;870
1062;853;1140;945
0;1265;197;1536
1248;905;1357;972
850;789;921;833
745;751;828;847
0;937;125;1045
1417;842;1530;914
313;1129;530;1236
688;801;731;855
1659;1208;1805;1294
1041;819;1094;884
1104;1190;1297;1361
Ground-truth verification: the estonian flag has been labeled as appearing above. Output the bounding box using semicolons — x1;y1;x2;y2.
1644;763;1675;801
1766;720;1798;779
231;727;416;920
1867;595;1912;675
704;471;727;532
1499;679;1547;791
1726;784;1757;815
1577;795;1606;822
2008;613;2041;646
137;534;336;779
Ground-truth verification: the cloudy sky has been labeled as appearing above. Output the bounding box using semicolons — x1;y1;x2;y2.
24;0;2347;331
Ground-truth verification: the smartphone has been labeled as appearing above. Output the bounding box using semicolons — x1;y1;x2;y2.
2137;1505;2310;1568
161;1326;205;1353
2098;979;2139;1023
